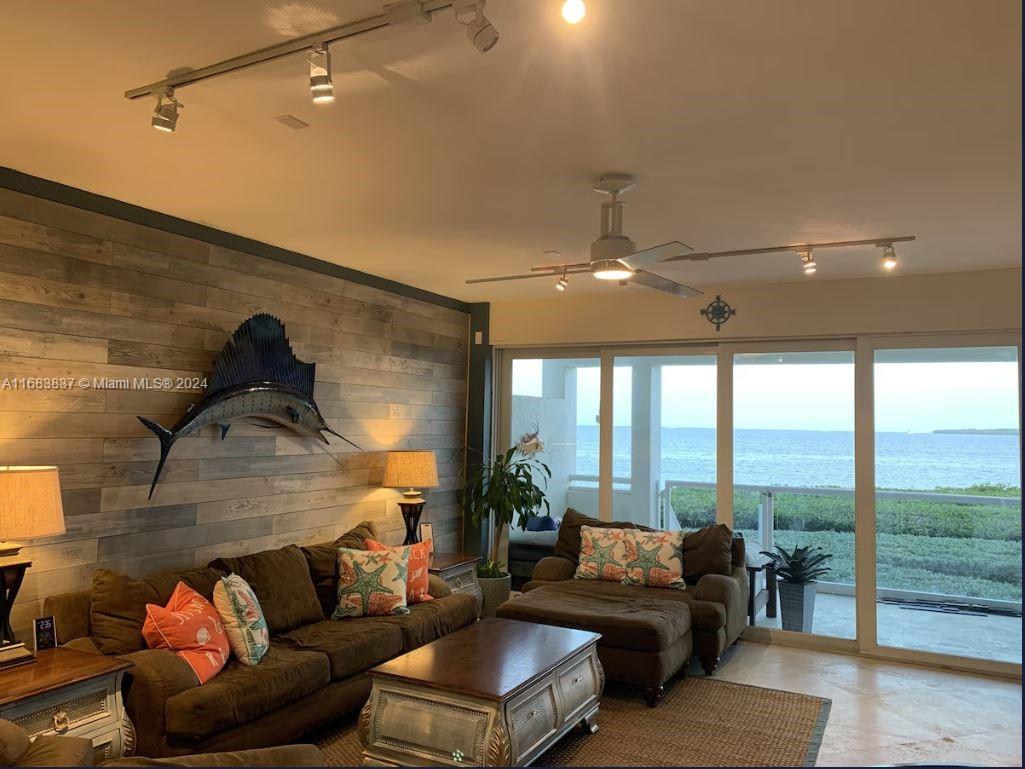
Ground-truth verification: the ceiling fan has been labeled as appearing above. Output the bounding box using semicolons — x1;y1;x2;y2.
466;173;916;298
466;174;703;299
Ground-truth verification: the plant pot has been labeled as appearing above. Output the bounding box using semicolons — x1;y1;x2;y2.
778;581;817;633
478;573;512;618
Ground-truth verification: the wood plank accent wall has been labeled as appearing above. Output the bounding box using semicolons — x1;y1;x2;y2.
0;188;469;636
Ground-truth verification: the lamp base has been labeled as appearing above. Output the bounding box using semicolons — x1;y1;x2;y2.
0;641;35;669
398;501;426;546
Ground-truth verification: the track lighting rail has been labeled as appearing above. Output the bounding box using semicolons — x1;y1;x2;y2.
664;235;917;262
123;0;457;100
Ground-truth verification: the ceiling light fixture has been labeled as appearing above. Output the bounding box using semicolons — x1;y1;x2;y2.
880;243;898;271
798;248;817;275
151;88;182;133
308;47;334;104
561;0;586;24
590;259;634;281
555;273;568;291
455;0;499;53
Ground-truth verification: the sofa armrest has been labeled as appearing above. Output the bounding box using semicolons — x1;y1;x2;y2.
531;556;576;584
120;649;199;757
63;636;102;655
427;574;453;598
693;565;749;645
14;734;93;767
102;745;325;767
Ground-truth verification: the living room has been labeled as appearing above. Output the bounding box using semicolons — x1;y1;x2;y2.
0;1;1020;767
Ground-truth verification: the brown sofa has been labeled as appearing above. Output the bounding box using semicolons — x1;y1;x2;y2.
1;717;324;767
495;510;748;706
43;523;477;758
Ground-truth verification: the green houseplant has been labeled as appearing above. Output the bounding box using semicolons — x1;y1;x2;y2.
465;445;550;616
759;544;832;633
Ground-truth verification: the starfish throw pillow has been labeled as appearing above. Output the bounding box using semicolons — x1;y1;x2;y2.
621;529;686;590
333;546;411;618
574;525;632;582
365;539;434;604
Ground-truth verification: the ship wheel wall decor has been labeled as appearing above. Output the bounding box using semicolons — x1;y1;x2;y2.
700;295;736;332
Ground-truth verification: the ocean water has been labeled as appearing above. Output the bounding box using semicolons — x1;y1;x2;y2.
574;425;1021;490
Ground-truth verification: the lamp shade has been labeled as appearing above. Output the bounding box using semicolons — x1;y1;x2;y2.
383;451;439;490
0;466;66;540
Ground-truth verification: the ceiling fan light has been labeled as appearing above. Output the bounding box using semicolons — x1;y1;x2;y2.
591;259;633;281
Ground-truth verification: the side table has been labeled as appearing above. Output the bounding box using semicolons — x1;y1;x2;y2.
0;647;135;763
429;553;483;615
745;560;778;626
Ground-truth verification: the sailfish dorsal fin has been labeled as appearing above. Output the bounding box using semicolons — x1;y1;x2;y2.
210;314;315;396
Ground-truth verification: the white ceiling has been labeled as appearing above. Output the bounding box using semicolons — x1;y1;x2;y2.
1;0;1020;302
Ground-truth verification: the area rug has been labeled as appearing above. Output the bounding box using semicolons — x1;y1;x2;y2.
315;677;831;767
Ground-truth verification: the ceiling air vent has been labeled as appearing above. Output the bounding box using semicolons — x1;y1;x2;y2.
274;114;309;129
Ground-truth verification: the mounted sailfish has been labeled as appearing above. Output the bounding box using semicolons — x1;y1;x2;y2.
138;314;361;498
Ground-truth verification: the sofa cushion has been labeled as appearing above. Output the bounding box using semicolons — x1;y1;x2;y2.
90;567;223;655
301;522;379;616
0;718;29;764
683;524;734;582
164;644;330;741
496;580;692;653
209;546;323;635
14;734;92;767
361;593;478;651
278;619;404;679
554;508;652;563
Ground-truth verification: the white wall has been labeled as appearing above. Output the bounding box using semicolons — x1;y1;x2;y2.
490;268;1022;346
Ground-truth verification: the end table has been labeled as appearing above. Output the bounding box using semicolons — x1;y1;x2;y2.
0;647;134;762
745;559;778;626
428;553;483;615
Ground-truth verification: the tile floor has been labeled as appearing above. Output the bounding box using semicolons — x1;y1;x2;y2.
752;591;1022;663
702;642;1022;766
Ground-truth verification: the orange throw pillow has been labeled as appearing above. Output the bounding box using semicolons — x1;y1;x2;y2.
365;539;434;604
142;582;229;684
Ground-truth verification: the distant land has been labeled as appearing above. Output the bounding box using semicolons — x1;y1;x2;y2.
933;428;1019;435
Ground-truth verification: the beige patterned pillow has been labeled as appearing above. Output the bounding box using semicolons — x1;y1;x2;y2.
213;573;270;666
622;529;686;590
574;526;633;582
332;546;410;618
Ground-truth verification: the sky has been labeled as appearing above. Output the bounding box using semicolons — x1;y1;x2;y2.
512;357;1020;433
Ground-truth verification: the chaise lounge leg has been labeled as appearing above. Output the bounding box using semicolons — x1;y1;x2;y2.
644;684;664;707
700;655;719;675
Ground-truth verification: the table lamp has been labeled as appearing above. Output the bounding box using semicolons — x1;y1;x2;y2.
0;466;65;668
383;451;438;545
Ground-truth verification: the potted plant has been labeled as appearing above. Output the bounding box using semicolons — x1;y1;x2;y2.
465;443;550;617
759;544;832;633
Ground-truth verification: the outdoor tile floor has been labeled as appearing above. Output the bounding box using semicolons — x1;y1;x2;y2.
754;591;1022;663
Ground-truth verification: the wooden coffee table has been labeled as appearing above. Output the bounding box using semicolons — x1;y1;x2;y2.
358;618;602;767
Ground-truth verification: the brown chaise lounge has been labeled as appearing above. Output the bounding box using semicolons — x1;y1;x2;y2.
496;510;749;706
43;522;477;758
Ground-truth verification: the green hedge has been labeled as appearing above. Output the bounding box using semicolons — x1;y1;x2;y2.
670;485;1022;602
672;486;1022;542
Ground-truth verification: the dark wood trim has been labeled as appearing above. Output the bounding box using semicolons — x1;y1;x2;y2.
0;166;471;313
462;302;492;557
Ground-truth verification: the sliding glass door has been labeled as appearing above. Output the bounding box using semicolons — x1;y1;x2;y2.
610;353;717;529
498;334;1022;673
506;354;602;518
733;349;856;639
872;346;1021;663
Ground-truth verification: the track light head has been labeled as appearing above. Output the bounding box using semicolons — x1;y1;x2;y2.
456;1;499;53
561;0;586;24
880;243;898;271
798;249;816;275
151;88;181;133
555;275;568;292
308;48;334;104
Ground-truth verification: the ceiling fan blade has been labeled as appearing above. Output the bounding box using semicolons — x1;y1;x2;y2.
629;269;704;299
465;268;590;285
620;241;693;269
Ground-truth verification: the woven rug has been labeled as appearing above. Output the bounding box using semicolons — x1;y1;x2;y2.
315;677;831;767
